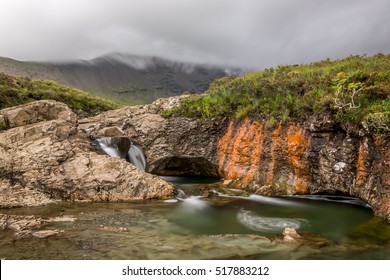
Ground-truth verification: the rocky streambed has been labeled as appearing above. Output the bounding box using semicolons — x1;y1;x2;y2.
0;177;389;260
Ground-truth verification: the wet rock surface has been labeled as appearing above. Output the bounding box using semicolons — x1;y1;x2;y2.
0;213;73;239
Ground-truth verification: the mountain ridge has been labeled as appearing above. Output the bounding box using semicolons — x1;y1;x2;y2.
0;53;242;105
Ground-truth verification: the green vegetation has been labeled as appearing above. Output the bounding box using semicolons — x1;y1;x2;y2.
163;54;390;133
348;217;390;245
0;72;118;114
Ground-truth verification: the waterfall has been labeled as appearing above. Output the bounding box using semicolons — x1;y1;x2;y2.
128;144;146;171
96;137;121;158
97;137;146;171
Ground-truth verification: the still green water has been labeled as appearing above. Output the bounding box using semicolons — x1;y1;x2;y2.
0;176;389;259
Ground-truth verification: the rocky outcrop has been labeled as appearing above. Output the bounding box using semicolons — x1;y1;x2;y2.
80;97;389;221
213;117;389;220
0;100;175;208
79;95;223;177
0;97;389;222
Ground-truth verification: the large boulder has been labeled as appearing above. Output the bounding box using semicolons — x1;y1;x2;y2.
0;100;175;208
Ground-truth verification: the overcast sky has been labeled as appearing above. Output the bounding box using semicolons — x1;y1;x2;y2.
1;0;389;69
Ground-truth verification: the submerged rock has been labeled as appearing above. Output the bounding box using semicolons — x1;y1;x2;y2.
0;214;46;231
32;229;62;238
282;227;301;244
283;227;301;238
97;225;128;232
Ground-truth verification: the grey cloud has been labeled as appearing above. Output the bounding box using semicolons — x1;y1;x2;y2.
0;0;389;70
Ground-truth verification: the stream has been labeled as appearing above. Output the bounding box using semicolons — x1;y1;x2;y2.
0;176;389;260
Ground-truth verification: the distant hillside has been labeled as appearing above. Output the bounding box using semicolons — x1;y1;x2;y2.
0;53;238;105
0;72;118;115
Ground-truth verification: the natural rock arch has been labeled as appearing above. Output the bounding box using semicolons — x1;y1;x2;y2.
148;156;220;178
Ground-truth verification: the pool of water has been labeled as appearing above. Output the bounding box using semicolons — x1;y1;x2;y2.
0;176;389;259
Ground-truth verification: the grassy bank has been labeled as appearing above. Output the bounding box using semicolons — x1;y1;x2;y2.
0;72;118;115
163;54;390;133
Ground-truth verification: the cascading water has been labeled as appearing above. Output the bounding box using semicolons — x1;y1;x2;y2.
96;138;121;158
128;144;146;171
97;137;146;171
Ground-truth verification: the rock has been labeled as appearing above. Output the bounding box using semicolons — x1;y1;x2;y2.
333;162;347;173
79;98;389;221
97;225;128;232
0;100;77;129
0;213;66;238
0;214;46;233
0;100;176;208
32;229;62;238
282;228;301;244
45;216;77;223
283;235;299;244
0;97;389;222
307;113;335;132
14;230;33;238
79;98;223;178
283;227;301;238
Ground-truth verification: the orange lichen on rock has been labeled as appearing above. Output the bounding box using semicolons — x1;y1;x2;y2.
375;136;390;188
242;121;264;184
217;120;235;175
222;119;250;178
286;126;310;194
355;142;367;186
266;123;283;185
217;119;264;183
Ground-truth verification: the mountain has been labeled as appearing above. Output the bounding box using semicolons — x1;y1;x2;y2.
0;53;240;105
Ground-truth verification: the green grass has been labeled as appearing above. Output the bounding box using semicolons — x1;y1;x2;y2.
0;72;119;114
163;54;390;133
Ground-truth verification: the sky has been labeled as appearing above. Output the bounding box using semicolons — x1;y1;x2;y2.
0;0;389;70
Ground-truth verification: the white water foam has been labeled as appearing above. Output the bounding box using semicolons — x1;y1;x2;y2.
164;199;179;203
216;192;304;207
97;137;121;158
245;194;303;207
179;196;210;212
97;137;147;171
176;189;188;199
237;209;306;232
128;144;146;171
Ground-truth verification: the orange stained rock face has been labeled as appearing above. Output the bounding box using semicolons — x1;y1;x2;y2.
217;119;264;182
217;120;234;174
375;136;390;187
355;142;367;186
242;121;264;183
218;120;310;193
286;126;310;194
385;198;390;216
222;118;250;179
266;123;283;185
